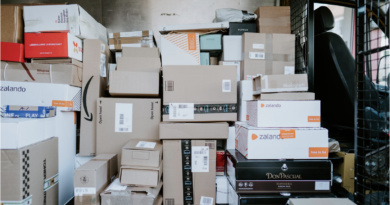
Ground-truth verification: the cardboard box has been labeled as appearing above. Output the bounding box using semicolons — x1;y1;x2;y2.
24;4;108;44
122;47;160;58
75;154;94;169
117;57;161;72
255;6;291;34
159;22;229;34
164;140;216;205
235;123;328;159
200;34;222;56
333;151;355;193
120;161;163;187
289;198;356;205
115;52;121;62
100;178;162;205
219;61;241;81
229;192;336;205
80;39;110;157
159;122;229;139
252;74;308;93
200;52;210;65
109;30;155;50
107;63;116;87
1;42;25;63
109;70;159;97
162;65;237;122
25;32;83;61
91;154;118;183
121;140;162;167
229;22;257;35
256;92;315;100
31;58;78;64
161;34;200;66
216;176;229;204
74;161;108;205
241;33;295;79
247;100;321;128
1;5;23;43
1;105;56;118
238;80;252;122
223;36;242;61
1;137;58;205
227;125;236;150
1;81;81;204
96;98;161;169
1;60;83;87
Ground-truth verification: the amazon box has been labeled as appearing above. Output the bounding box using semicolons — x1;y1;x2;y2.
255;6;291;34
241;33;295;80
121;140;162;167
162;65;237;122
109;70;159;97
1;137;59;205
91;154;118;184
96;98;160;170
119;161;163;187
79;39;110;157
1;5;23;43
163;140;216;205
159;122;229;139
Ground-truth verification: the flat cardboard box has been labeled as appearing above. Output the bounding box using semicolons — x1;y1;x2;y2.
162;65;237;122
1;5;23;43
0;42;25;63
289;198;356;205
159;22;229;34
25;32;83;61
96;98;161;170
333;151;355;193
164;140;216;205
200;52;210;65
24;4;108;44
91;154;118;184
119;161;163;187
100;178;162;205
80;39;111;157
159;122;229;139
247;100;321;128
219;61;241;81
1;137;58;205
74;161;108;205
161;34;200;66
117;57;161;72
229;22;257;35
121;139;162;167
109;30;155;50
223;36;242;61
1;81;80;204
252;74;308;93
1;61;83;87
255;6;291;34
109;70;159;97
241;33;295;79
122;47;160;58
236;123;328;159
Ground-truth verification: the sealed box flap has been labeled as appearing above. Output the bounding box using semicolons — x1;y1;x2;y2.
122;47;159;58
117;57;161;72
261;74;308;93
121;140;162;167
122;139;162;152
159;122;229;139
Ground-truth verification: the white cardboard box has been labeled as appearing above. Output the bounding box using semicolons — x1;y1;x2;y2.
216;176;229;204
247;100;321;128
161;34;200;66
23;4;108;44
1;81;81;205
238;80;253;122
1;118;56;149
223;36;242;61
227;125;236;150
236;123;329;159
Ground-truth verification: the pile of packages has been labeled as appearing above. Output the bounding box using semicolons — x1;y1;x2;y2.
0;3;355;205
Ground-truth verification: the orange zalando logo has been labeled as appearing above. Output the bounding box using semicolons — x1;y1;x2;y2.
252;134;258;140
261;103;265;108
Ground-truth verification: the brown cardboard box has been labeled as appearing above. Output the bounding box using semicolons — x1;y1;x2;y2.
241;33;295;80
1;137;58;205
155;195;163;205
100;178;162;205
254;6;291;34
96;98;161;169
31;58;79;64
1;5;23;43
289;198;356;205
163;140;216;205
119;161;163;187
117;57;161;72
254;92;315;100
1;61;83;87
91;154;118;183
109;70;159;97
122;47;160;58
121;139;162;167
252;74;308;94
334;151;355;193
74;161;108;205
80;39;111;156
163;65;237;122
159;122;229;139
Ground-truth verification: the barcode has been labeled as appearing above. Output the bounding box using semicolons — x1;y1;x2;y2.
202;197;213;205
139;142;146;147
179;104;188;108
166;81;174;91
224;82;230;91
119;128;128;131
165;199;175;205
255;53;264;58
205;143;215;149
203;156;208;165
194;150;207;155
119;114;124;125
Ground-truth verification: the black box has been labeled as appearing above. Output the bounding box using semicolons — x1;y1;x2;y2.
226;149;332;194
229;22;257;35
230;192;336;205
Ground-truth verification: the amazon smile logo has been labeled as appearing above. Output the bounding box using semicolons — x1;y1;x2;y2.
83;76;93;121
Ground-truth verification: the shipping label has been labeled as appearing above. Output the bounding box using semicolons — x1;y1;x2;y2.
115;103;133;132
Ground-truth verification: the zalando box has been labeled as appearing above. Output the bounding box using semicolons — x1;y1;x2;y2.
236;123;328;159
161;34;200;66
247;100;321;128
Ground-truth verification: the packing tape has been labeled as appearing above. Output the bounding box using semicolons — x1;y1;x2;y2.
112;31;150;38
1;195;33;205
109;37;143;50
265;34;273;75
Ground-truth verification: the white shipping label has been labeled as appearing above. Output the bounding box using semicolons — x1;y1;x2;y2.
284;66;295;75
192;146;209;172
169;103;194;119
115;103;133;132
222;80;231;92
253;44;265;49
100;53;106;77
246;75;253;80
136;141;156;149
1;195;33;205
74;187;96;196
100;44;105;52
105;178;127;191
249;52;265;60
200;196;214;205
315;181;330;190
